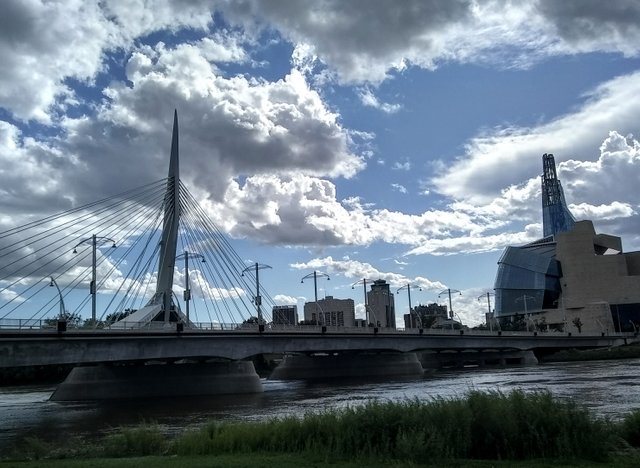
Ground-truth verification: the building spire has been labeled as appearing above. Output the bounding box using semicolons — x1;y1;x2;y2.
541;153;575;237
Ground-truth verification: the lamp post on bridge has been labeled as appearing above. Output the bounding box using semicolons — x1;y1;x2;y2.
352;278;373;326
516;294;536;331
242;262;272;325
397;283;422;328
176;251;205;324
49;277;66;319
301;271;329;325
73;234;116;323
478;291;495;331
438;288;461;320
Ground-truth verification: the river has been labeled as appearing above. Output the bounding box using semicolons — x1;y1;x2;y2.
2;359;640;454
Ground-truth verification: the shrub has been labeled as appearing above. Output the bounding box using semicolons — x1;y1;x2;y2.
103;425;167;457
620;409;640;447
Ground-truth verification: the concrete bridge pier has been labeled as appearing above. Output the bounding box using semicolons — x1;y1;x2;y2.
50;360;262;401
269;352;424;380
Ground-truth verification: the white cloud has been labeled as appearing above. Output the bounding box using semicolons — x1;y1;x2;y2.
0;0;218;122
273;294;299;305
357;88;401;114
290;256;446;291
569;202;635;221
391;183;407;194
392;161;411;171
431;72;640;205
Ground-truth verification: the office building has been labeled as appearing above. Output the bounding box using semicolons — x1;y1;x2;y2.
303;296;355;327
367;280;396;328
272;305;298;325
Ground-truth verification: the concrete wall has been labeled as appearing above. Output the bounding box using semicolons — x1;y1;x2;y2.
534;302;615;334
556;221;640;308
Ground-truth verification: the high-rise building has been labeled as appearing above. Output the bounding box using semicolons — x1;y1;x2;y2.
271;305;298;325
303;296;355;327
367;280;395;328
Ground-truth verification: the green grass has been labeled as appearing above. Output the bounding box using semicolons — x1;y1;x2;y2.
4;390;640;466
3;454;640;468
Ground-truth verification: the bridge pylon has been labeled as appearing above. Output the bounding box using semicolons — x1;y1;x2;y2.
111;110;188;329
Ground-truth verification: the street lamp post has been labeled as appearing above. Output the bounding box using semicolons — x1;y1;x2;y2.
438;288;461;319
301;271;329;324
515;294;535;314
478;292;495;331
73;234;116;323
49;277;66;319
397;284;422;328
516;294;536;331
242;262;272;325
352;278;372;325
176;251;205;324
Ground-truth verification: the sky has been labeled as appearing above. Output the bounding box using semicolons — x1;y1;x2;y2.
1;0;640;327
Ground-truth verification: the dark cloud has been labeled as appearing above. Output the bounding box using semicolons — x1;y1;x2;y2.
537;0;640;50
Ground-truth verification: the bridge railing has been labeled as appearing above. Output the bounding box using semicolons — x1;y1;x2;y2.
1;318;629;338
0;318;55;330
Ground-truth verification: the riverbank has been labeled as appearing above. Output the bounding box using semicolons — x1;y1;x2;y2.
543;343;640;362
3;390;640;466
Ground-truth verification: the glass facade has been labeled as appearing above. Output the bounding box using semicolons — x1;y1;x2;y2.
494;243;561;317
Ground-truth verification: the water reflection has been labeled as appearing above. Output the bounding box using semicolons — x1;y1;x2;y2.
2;359;640;453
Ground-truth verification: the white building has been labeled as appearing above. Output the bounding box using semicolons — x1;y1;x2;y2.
303;296;355;327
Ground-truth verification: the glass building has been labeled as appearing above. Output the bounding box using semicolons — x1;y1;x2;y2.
494;238;562;317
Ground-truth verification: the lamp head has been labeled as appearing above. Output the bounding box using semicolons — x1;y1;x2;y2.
72;248;77;254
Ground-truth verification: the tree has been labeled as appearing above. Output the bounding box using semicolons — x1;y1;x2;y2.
572;317;583;333
44;311;82;329
105;309;135;325
499;314;527;332
534;317;547;332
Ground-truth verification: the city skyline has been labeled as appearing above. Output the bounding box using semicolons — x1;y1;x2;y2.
1;2;640;326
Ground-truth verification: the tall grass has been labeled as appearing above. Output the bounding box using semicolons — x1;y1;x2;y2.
102;425;167;457
9;391;633;463
171;390;614;462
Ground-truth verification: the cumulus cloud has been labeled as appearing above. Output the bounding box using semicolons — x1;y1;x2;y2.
430;72;640;205
290;256;446;291
0;38;364;218
223;0;640;84
0;0;219;122
273;294;299;305
536;0;640;55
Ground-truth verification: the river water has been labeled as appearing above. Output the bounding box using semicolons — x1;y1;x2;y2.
2;359;640;454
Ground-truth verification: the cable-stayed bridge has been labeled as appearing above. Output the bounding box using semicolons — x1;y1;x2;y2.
0;112;275;331
0;112;636;399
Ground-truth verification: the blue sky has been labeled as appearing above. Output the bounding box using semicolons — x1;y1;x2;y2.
1;1;640;326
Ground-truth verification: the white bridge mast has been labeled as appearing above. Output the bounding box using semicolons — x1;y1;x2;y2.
155;110;181;322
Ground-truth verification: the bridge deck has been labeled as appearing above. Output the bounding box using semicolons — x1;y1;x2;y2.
1;328;636;368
